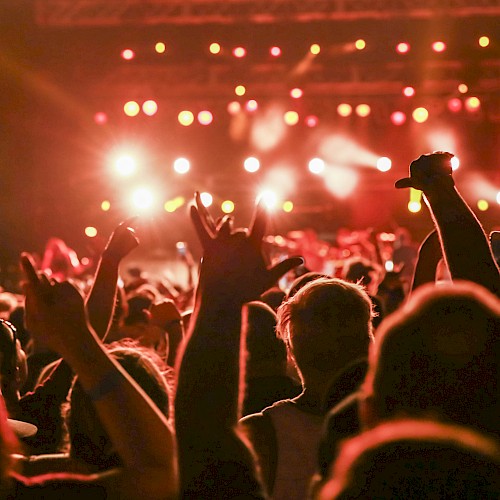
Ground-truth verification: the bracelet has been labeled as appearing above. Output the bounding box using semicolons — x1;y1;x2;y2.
85;369;123;402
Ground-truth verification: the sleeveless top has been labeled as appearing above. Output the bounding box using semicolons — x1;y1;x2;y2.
263;400;324;500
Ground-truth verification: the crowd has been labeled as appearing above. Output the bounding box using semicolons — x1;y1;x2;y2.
0;151;498;498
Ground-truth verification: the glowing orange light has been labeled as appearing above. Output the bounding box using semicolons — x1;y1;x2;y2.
412;107;429;123
283;111;299;126
155;42;166;54
290;88;303;99
94;112;108;125
432;41;446;52
477;199;489;211
121;49;135;60
464;96;481;112
233;47;246;58
396;42;410;54
85;226;98;238
221;200;235;214
209;42;221;54
124;101;140;117
390;111;406;125
235;85;246;96
305;115;318;127
244;157;260;173
245;100;258;112
173;158;190;174
178;110;194;126
403;86;415;97
310;44;321;55
198;110;213;125
458;83;469;94
447;98;462;112
355;39;366;50
355;104;371;117
227;101;241;115
337;103;352;117
478;36;490;48
101;200;111;211
142;100;158;116
270;46;281;57
282;201;294;213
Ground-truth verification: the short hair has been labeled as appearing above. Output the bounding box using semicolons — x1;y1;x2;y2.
319;419;500;499
365;281;500;437
277;278;373;374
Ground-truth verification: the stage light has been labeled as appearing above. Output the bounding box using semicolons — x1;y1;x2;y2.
283;111;299;125
209;42;221;54
305;115;319;127
319;134;380;168
121;49;135;60
115;155;136;176
233;47;246;58
251;105;287;151
396;42;410;54
478;36;489;48
385;260;394;272
355;39;366;50
310;44;321;55
337;103;352;117
376;157;392;172
178;110;194;126
308;158;325;175
451;157;460;170
447;98;462;112
235;85;246;96
258;190;278;210
132;188;154;211
101;200;111;211
227;101;241;115
85;227;97;238
270;46;281;57
246;100;258;112
477;199;489;211
221;200;235;214
173;157;190;174
496;191;500;204
464;96;481;112
198;110;213;125
94;112;108;125
124;101;140;117
458;83;468;94
200;192;213;207
290;88;303;99
244;157;260;173
355;104;371;117
164;196;185;213
432;41;446;52
155;42;166;54
412;107;429;123
324;166;358;199
390;111;406;125
283;201;294;212
142;100;158;116
408;201;422;213
403;86;415;97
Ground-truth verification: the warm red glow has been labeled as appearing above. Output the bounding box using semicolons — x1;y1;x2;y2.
197;110;213;125
403;86;415;97
270;46;281;57
233;47;246;58
290;88;303;99
396;42;410;54
246;100;258;112
142;100;158;116
227;101;241;115
305;115;319;127
447;98;462;113
121;49;135;60
390;111;406;125
94;112;108;125
432;41;446;52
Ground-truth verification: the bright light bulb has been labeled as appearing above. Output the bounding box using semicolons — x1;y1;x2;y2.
283;111;299;125
221;200;235;214
235;85;246;96
310;44;321;55
200;192;213;207
124;101;140;117
101;200;111;211
258;190;278;210
376;157;392;172
412;107;429;123
283;201;294;212
478;36;490;48
142;100;158;116
209;42;221;54
85;226;97;238
198;110;213;125
115;155;136;176
244;157;260;173
173;157;190;174
451;157;460;170
337;103;352;117
355;39;366;50
408;201;422;213
132;188;154;210
477;199;489;211
155;42;166;54
178;110;194;126
308;158;325;175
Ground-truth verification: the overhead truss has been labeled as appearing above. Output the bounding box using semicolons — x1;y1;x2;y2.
35;0;500;26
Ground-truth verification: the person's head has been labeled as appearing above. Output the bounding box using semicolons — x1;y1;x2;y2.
286;272;329;300
363;281;500;437
342;258;377;289
316;419;500;499
67;340;170;470
244;301;287;379
277;278;374;383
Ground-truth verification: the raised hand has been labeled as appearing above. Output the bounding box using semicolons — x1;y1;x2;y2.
21;253;89;355
395;151;455;192
190;193;303;302
102;217;139;263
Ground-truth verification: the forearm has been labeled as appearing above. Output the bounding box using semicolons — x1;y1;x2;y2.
424;186;500;294
86;255;119;339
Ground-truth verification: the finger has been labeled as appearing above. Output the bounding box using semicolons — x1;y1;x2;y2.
20;253;42;288
190;205;213;249
119;216;139;231
249;201;268;243
266;256;304;287
217;216;233;237
195;192;217;234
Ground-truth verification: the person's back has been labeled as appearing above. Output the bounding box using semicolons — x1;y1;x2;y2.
241;278;374;499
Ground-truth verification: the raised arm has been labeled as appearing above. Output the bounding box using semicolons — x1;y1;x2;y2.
86;218;139;340
174;193;302;498
409;230;443;294
396;152;500;296
21;254;177;499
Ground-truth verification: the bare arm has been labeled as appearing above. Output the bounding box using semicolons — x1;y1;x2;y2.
410;230;442;294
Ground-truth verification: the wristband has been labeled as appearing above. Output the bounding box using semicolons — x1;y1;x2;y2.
85;369;123;402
